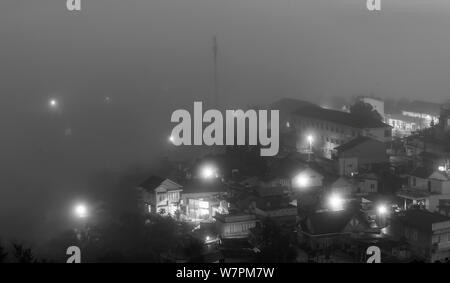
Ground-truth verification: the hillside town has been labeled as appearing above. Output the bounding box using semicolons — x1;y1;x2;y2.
136;97;450;263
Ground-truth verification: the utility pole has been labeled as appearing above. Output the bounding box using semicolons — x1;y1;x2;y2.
213;36;219;107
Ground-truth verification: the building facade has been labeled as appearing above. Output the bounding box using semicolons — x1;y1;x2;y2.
292;106;392;159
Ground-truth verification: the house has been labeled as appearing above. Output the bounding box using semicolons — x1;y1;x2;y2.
214;213;257;239
401;100;441;129
385;113;419;137
329;174;378;197
335;136;388;176
298;209;371;250
180;179;229;221
292;106;392;159
262;156;326;197
404;134;448;158
267;98;318;134
390;209;450;262
397;167;450;212
359;194;393;228
250;199;297;228
137;176;183;216
248;186;298;228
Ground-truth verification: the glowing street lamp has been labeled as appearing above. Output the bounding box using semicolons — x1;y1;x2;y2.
73;203;89;219
377;204;388;215
307;135;313;146
169;135;175;144
49;99;58;108
200;165;217;180
328;193;344;211
376;204;389;228
307;135;313;161
294;174;309;188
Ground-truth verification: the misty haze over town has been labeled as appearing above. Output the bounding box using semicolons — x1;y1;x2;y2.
2;0;450;264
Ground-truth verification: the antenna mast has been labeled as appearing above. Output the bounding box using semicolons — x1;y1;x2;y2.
213;36;219;106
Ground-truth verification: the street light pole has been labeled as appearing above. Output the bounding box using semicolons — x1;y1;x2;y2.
307;135;313;162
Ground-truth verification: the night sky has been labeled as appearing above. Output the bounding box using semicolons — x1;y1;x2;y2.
1;0;450;240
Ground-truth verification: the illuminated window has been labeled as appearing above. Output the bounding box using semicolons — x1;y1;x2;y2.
168;191;179;202
198;200;209;209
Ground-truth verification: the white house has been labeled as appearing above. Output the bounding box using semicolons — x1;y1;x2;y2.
398;167;450;212
137;176;183;216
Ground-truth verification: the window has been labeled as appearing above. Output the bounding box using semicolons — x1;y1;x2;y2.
157;192;167;202
168;191;179;202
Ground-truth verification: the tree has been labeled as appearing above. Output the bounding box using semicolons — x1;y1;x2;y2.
12;243;36;263
0;241;7;263
349;101;382;121
249;218;297;263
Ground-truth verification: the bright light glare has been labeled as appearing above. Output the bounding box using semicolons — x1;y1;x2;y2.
439;166;446;172
377;204;388;215
74;203;88;218
307;135;313;144
201;165;216;179
169;136;175;143
294;174;309;188
328;193;344;211
49;99;57;108
206;236;211;241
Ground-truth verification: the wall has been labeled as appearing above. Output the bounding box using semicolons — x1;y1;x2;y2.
338;157;358;176
216;218;257;239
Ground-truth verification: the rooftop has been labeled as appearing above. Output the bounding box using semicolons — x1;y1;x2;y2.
408;167;435;179
402;100;441;116
294;106;391;129
397;188;432;199
302;209;368;235
396;209;450;232
268;98;318;115
182;179;229;194
139;175;165;191
335;136;375;152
